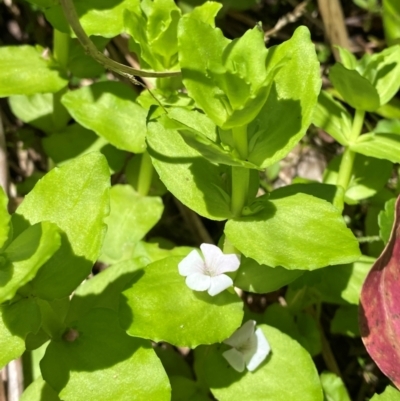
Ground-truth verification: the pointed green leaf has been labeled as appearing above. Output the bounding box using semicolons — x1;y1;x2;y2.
62;81;147;153
45;0;141;38
312;90;352;146
121;256;244;347
195;324;323;401
0;298;41;368
147;121;232;220
15;153;110;299
0;46;67;97
329;63;380;111
247;26;321;168
0;186;10;250
336;46;358;70
8;93;70;134
0;222;61;303
41;308;171;400
100;185;163;264
234;256;303;294
225;194;361;270
186;1;222;26
350;132;400;163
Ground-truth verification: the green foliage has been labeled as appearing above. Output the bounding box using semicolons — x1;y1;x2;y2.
320;371;351;401
371;386;400;400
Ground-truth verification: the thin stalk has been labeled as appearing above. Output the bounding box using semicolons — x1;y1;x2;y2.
231;125;249;217
53;29;70;70
137;151;153;197
59;0;180;79
333;109;365;210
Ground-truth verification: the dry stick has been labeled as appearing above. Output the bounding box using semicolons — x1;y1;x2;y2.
7;359;23;401
317;0;351;61
174;198;214;245
264;0;310;42
59;0;180;81
0;112;9;195
0;369;5;401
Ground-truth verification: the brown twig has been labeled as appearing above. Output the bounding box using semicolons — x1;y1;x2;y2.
0;111;9;195
7;359;23;401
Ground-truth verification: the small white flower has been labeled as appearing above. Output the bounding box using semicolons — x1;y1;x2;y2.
222;320;271;372
178;243;240;296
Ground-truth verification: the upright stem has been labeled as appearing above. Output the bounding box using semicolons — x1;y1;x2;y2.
231;125;249;217
137;151;153;197
333;109;365;211
53;29;70;71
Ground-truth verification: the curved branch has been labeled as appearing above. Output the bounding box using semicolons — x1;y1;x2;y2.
59;0;181;79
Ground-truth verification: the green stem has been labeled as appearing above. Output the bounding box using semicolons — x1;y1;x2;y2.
231;125;249;217
333;109;365;210
53;29;70;70
137;151;153;196
59;0;180;79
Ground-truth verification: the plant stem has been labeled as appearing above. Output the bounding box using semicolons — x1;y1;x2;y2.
137;151;153;196
333;109;365;210
53;29;70;70
231;125;249;217
59;0;180;79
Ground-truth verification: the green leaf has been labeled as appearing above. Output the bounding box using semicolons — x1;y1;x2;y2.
329;63;380;111
234;256;303;293
170;376;210;401
225;194;361;270
15;153;110;299
383;0;400;46
195;324;323;401
62;81;147;153
0;298;42;368
263;304;321;356
20;376;61;401
371;386;400;400
307;255;375;305
8;93;70;134
320;371;351;401
45;0;140;38
0;222;61;303
66;258;145;323
100;185;163;264
121;256;244;347
155;346;193;380
336;46;358;70
41;308;171;400
42;123;125;173
0;186;10;250
0;46;67;97
330;305;360;337
324;154;393;203
379;198;396;244
374;118;400;134
247;26;320;168
350;132;400;163
186;1;222;26
147;120;232;220
363;46;400;105
312;90;352;146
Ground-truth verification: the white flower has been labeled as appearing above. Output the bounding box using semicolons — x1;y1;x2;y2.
178;243;240;296
222;320;271;372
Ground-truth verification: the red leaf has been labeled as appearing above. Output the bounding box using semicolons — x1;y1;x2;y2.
359;195;400;388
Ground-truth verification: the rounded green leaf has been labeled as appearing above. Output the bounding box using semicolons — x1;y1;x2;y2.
41;308;170;401
371;385;400;400
0;46;67;97
147;120;232;220
0;186;10;250
62;81;147;153
329;63;380;111
225;193;361;270
20;377;60;401
195;324;323;401
0;222;61;303
100;185;164;264
121;256;244;347
45;0;140;38
234;256;303;293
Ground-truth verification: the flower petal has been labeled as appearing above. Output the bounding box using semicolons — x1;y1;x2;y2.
223;320;256;348
178;250;204;276
208;274;233;296
185;273;211;292
245;328;271;372
222;348;245;372
215;254;241;274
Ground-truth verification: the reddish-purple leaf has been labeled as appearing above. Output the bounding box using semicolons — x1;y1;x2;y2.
359;195;400;388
